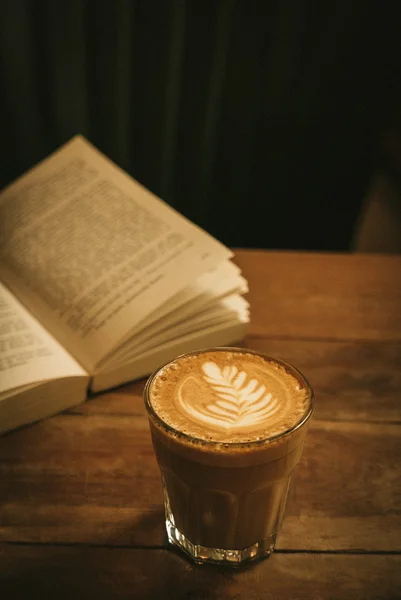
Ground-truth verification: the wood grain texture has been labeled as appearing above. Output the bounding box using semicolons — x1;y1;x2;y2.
1;414;400;551
234;250;401;341
0;546;400;600
1;251;401;599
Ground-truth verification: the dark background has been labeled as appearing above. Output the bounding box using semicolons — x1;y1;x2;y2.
1;0;400;251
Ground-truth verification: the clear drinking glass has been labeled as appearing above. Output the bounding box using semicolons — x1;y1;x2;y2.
144;349;314;566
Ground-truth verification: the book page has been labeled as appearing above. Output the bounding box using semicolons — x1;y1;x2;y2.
0;136;231;371
104;295;250;370
101;268;248;369
127;260;245;337
0;282;87;394
91;317;249;392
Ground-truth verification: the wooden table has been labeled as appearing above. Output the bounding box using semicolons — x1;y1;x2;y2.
1;250;401;599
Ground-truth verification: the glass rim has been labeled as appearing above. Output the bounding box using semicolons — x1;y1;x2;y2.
144;347;315;449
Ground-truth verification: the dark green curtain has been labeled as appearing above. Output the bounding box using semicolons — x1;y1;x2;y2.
1;0;400;250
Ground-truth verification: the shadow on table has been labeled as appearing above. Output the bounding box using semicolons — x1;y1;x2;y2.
4;542;401;600
1;541;264;600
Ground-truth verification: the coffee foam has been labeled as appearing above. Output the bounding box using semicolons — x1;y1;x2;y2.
148;349;310;444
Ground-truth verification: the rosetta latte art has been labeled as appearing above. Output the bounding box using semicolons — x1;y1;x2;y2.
177;361;281;430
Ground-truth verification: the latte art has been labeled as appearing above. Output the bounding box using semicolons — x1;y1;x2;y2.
178;361;280;430
148;349;310;443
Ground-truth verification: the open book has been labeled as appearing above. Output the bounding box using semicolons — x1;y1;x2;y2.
0;136;249;434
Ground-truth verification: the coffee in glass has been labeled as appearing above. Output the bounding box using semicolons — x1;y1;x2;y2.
144;347;314;565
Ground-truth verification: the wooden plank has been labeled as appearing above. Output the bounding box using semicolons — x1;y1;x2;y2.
70;337;401;423
0;546;400;600
279;421;401;551
234;250;401;341
243;337;401;423
1;416;400;551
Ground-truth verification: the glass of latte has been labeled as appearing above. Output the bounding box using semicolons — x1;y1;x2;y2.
144;348;314;565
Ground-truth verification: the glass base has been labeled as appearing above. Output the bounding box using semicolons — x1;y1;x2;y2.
165;515;276;566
